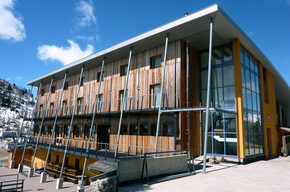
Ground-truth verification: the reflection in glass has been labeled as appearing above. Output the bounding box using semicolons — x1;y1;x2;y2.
212;68;222;88
223;65;234;86
247;90;252;110
201;52;209;68
212;88;223;108
224;113;236;132
245;52;250;68
225;134;237;155
212;49;221;65
223;47;233;62
224;86;235;108
213;133;224;154
201;71;208;89
213;113;223;132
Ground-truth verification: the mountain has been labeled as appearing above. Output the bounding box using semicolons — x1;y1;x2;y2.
0;78;35;136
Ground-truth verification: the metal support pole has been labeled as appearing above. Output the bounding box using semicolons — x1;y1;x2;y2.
154;34;169;152
41;72;68;183
115;47;133;158
19;83;42;170
79;58;105;189
203;18;213;173
12;85;33;164
31;77;54;170
57;66;84;189
186;41;190;153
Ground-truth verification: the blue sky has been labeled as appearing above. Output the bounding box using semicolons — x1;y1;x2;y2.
0;0;289;96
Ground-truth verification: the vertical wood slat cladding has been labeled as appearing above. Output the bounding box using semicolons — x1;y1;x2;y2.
180;41;201;157
35;40;182;153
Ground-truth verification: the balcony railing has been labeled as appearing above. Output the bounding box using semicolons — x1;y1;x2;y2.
34;93;180;118
26;135;169;160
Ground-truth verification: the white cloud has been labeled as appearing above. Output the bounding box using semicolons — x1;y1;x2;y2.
15;76;22;81
37;40;95;65
5;77;11;81
0;0;26;41
75;35;99;41
247;31;254;36
75;0;96;28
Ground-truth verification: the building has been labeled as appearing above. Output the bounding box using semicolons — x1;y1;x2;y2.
8;4;290;190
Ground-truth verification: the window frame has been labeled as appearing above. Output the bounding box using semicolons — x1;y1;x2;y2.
150;55;162;69
120;64;128;76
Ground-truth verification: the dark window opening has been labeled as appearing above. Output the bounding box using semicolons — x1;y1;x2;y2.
51;86;56;93
151;55;162;69
140;124;149;135
120;65;128;76
151;124;157;136
97;72;104;82
75;159;80;170
41;89;45;96
56;155;60;164
121;124;128;135
130;124;138;135
163;124;174;136
64;82;69;90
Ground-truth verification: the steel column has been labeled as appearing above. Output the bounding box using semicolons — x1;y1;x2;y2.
154;34;169;152
203;18;213;173
58;66;84;181
79;58;105;189
186;41;190;152
115;47;133;158
19;82;42;168
31;78;54;169
42;72;68;177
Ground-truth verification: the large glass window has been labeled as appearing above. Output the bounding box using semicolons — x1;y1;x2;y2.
240;47;263;157
200;44;237;157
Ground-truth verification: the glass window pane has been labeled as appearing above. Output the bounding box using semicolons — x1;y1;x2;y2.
223;47;233;62
250;57;255;71
201;52;209;68
240;48;244;65
245;52;250;68
247;90;252;110
213;133;224;154
202;113;212;132
201;90;207;107
213;112;223;132
241;67;246;87
254;61;258;73
249;134;255;155
212;49;221;65
245;131;250;156
243;88;247;108
225;113;236;132
223;65;234;86
225;134;237;155
257;93;261;112
257;114;262;133
253;113;258;133
212;88;223;108
245;69;251;90
204;134;213;154
212;68;222;88
252;92;257;112
255;75;260;93
251;72;256;92
248;112;253;133
201;70;208;89
224;86;235;108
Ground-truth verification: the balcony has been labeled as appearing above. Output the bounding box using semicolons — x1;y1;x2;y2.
26;136;169;162
32;93;180;119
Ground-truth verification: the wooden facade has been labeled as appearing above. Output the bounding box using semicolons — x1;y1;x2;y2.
34;40;202;156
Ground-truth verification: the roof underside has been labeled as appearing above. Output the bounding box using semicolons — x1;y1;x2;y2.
27;4;290;123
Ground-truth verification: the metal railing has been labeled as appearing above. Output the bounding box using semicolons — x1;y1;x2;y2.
34;93;180;118
26;135;169;159
0;174;24;192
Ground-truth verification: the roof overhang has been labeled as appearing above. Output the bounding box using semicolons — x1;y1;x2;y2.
27;4;290;122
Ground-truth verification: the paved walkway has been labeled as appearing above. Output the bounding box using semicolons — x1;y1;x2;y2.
0;166;78;192
120;156;290;192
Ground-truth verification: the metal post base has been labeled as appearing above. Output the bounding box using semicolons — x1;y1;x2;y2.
77;185;85;192
28;167;34;178
9;160;15;169
18;163;23;173
56;178;63;190
40;171;47;183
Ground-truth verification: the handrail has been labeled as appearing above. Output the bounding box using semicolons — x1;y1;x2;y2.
26;135;169;158
33;93;180;118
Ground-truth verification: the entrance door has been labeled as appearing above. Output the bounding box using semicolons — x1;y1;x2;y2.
97;125;110;150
